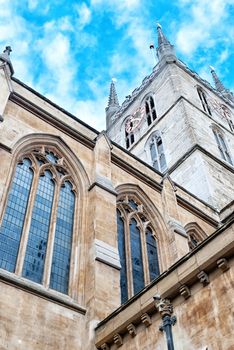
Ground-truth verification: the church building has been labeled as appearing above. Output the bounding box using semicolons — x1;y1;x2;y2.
0;25;233;350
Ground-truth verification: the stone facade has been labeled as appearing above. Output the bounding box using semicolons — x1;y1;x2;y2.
0;27;233;350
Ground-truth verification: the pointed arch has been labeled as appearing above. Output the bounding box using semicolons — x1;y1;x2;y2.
145;131;167;173
115;184;169;302
184;222;207;250
0;133;90;304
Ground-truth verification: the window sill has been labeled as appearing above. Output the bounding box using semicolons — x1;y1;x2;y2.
0;268;86;314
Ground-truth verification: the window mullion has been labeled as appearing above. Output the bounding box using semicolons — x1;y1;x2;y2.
126;215;133;298
141;225;150;285
43;180;61;288
15;170;40;276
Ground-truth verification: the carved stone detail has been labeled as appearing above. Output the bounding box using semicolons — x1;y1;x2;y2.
101;343;110;350
197;271;209;286
217;258;229;273
113;334;123;347
179;285;191;299
155;298;173;318
126;323;137;337
141;313;152;327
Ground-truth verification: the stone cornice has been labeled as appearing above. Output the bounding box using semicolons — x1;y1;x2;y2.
168;144;234;176
95;218;234;347
9;92;96;150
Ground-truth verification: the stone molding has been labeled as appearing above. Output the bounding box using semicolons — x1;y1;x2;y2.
95;219;234;348
94;239;121;270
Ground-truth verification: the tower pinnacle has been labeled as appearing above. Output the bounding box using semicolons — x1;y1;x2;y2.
0;46;14;76
105;79;120;129
156;24;176;64
210;66;234;103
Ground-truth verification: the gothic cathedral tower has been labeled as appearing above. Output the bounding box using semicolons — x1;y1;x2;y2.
106;24;234;210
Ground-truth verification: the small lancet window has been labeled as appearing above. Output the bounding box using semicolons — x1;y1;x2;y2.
197;88;212;116
149;133;167;172
145;96;157;126
213;129;232;165
125;120;135;149
117;197;160;303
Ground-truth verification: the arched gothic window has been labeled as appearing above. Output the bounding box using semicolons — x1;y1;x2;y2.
213;129;232;165
0;148;76;295
185;222;207;250
149;132;167;172
145;96;157;126
197;88;212;116
117;197;160;303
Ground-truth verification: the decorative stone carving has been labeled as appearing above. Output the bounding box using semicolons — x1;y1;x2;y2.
179;285;191;299
154;298;173;318
217;258;229;272
126;323;137;337
141;313;152;327
197;271;209;286
101;343;110;350
113;334;123;347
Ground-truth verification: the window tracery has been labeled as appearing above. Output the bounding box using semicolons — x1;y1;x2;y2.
117;196;160;303
0;147;76;295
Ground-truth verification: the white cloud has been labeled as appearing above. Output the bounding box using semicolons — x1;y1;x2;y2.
75;2;92;29
27;0;38;10
176;0;234;55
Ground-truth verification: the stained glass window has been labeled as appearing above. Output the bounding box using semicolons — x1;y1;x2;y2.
50;181;75;294
130;218;144;295
0;159;33;272
117;198;160;303
23;170;55;283
146;227;160;281
0;149;77;296
117;210;128;303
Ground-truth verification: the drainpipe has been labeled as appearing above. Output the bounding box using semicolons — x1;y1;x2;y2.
154;296;177;350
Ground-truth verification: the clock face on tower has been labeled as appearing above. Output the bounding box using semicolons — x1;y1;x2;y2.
125;106;145;133
208;98;232;120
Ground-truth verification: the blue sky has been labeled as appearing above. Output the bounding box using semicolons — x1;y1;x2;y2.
0;0;233;130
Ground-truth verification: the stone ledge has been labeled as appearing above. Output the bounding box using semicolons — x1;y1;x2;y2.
95;219;234;347
0;269;86;314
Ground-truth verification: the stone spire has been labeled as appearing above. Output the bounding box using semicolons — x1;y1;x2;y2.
156;24;176;64
0;46;14;76
105;79;120;129
210;66;234;103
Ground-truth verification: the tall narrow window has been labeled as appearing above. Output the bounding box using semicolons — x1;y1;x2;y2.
130;218;144;294
197;88;212;116
125;119;135;149
50;181;75;294
185;222;207;251
23;170;55;283
0;159;33;272
0;148;76;295
117;210;128;303
145;96;157;126
146;227;160;281
149;133;167;172
213;129;232;164
117;197;160;303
